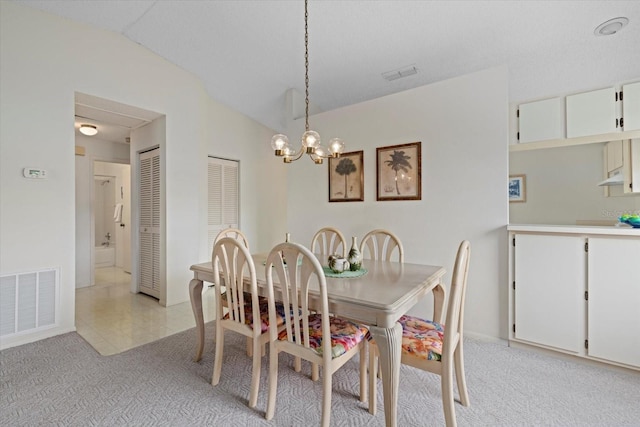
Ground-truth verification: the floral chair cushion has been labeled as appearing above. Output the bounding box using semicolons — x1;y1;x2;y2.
398;314;444;361
223;301;290;333
278;314;369;359
220;291;266;306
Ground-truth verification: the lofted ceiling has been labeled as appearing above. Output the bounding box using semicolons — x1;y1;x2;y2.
14;0;640;138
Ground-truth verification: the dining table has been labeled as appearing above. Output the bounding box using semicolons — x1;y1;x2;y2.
188;253;446;427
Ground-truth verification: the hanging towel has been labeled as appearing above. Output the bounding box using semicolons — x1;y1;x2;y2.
114;203;123;223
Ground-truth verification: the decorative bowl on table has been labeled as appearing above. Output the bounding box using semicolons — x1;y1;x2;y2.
618;214;640;228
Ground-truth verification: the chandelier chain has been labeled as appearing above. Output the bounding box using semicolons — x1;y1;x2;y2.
304;0;309;132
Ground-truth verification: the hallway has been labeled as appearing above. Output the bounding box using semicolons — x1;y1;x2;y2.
75;267;215;355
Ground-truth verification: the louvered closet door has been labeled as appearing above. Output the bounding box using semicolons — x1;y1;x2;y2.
139;148;161;299
207;157;239;254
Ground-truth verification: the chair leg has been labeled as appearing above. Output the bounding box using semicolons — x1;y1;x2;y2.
441;354;457;427
321;369;332;427
312;362;319;381
246;337;252;357
454;341;470;407
359;342;367;403
212;325;225;386
265;343;279;421
295;356;302;373
368;342;378;415
248;337;261;408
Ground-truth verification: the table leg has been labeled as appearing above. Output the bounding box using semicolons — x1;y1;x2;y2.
369;322;402;427
189;278;204;362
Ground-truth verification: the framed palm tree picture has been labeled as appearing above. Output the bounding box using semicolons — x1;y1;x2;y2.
328;150;364;202
376;142;421;201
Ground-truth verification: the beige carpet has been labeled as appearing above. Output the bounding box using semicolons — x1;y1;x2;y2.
2;322;639;426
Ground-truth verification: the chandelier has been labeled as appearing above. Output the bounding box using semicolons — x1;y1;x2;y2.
270;0;345;164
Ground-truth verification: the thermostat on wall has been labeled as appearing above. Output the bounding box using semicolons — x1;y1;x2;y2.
23;167;47;179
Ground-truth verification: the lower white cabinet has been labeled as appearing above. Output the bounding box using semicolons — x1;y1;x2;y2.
513;234;585;353
509;228;640;370
587;237;640;367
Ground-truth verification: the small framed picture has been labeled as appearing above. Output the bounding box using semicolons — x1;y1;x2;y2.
376;142;421;201
328;150;364;202
509;174;526;203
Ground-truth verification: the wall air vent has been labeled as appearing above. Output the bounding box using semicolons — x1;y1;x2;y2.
382;65;419;82
0;269;57;338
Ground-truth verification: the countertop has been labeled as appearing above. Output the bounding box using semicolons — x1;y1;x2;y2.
507;224;640;236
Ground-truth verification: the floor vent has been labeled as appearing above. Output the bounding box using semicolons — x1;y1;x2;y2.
0;269;57;338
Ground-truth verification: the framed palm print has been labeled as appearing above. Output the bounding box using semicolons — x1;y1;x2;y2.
376;142;421;201
329;150;364;202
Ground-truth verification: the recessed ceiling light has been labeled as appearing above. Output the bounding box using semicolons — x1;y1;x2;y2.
79;124;98;136
594;17;629;36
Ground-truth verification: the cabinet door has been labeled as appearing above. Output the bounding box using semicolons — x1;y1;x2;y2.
622;81;640;131
518;97;564;143
566;87;618;138
514;234;585;353
588;237;640;368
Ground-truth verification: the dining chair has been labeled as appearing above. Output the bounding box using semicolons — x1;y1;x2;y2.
264;242;369;427
210;237;289;409
368;240;471;427
212;227;264;356
360;229;404;262
311;227;347;259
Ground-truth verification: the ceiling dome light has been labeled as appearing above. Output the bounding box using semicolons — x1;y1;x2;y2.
594;17;629;36
79;124;98;136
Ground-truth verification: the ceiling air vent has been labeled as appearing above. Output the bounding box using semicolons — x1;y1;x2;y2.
382;65;418;82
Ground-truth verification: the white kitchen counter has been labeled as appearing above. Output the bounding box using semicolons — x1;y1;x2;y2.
507;224;640;236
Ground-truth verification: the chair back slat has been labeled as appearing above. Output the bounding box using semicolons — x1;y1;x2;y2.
214;227;250;250
311;227;347;258
360;229;404;262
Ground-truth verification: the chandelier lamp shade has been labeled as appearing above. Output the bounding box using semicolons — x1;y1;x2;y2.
270;0;345;164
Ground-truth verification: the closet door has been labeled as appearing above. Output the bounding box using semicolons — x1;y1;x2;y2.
139;148;160;299
207;157;239;254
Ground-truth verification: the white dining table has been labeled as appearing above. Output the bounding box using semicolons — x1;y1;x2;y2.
188;253;446;427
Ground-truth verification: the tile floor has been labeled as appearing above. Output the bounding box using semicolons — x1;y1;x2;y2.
75;266;216;356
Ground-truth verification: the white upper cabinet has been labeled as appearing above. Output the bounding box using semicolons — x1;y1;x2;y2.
566;87;619;138
518;97;564;143
622;81;640;131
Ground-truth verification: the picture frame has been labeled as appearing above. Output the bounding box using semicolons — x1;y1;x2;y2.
328;150;364;202
509;174;526;202
376;142;421;201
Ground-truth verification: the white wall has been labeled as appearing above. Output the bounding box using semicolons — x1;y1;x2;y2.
203;99;288;255
510;143;640;224
285;67;509;339
0;3;287;348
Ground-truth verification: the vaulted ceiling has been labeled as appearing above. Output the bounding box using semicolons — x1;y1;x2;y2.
15;0;640;135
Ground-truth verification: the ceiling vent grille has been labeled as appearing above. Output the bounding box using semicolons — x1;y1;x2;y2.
382;65;419;82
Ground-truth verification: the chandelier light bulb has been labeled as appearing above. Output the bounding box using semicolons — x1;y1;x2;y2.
302;130;321;148
328;138;345;155
271;134;289;151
